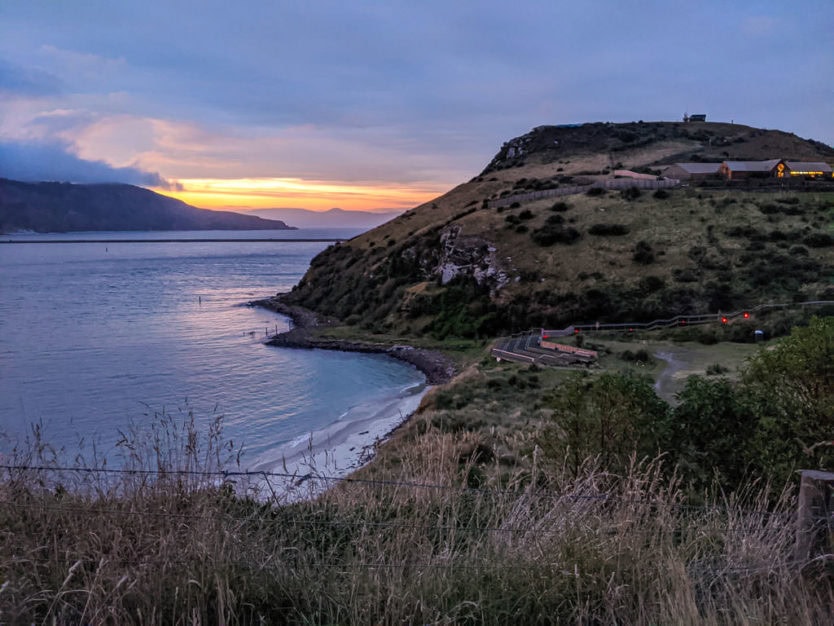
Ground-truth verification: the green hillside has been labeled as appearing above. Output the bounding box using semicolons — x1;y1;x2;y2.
282;121;834;337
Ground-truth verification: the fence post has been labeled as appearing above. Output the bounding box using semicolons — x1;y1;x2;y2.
795;469;834;562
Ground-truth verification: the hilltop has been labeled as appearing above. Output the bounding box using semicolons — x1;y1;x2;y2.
279;121;834;338
0;178;293;233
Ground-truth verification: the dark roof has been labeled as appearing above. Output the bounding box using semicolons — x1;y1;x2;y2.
723;159;781;172
785;161;832;173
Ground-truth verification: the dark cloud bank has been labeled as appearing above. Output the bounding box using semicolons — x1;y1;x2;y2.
0;139;178;189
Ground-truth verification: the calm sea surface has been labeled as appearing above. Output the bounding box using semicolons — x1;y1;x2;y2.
0;229;425;469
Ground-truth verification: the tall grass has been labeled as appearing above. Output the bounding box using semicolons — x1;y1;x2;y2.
1;413;832;624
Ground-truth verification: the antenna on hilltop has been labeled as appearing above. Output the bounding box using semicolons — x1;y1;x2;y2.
683;112;690;123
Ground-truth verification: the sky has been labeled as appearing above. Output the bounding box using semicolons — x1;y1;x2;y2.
1;1;832;212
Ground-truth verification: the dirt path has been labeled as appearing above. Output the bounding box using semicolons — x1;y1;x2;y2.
653;350;688;403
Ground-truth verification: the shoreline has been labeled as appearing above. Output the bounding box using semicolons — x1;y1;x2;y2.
251;295;457;385
246;384;428;500
247;293;456;498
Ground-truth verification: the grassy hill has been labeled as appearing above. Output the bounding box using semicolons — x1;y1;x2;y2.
0;178;293;233
282;121;834;338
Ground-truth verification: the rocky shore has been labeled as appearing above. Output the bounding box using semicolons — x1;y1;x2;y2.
252;295;457;385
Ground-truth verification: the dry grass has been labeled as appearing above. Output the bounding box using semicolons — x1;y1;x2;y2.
1;410;832;624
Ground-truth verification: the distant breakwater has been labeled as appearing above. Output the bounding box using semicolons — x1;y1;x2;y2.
252;297;456;385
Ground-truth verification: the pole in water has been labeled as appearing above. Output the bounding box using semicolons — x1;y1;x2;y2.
198;296;202;305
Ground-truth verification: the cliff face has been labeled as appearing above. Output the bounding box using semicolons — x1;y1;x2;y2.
0;179;293;232
280;122;834;338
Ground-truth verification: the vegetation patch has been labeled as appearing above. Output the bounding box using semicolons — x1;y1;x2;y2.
589;223;630;236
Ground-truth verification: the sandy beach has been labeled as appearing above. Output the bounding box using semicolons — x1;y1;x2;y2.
247;382;427;500
246;294;455;499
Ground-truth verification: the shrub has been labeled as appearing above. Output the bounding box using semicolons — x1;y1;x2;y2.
637;275;665;295
620;186;641;201
531;224;581;246
589;223;630;236
586;186;606;197
706;363;730;375
620;348;653;364
518;209;534;220
539;371;670;476
671;376;755;490
803;232;834;248
550;201;570;212
652;188;669;199
743;317;834;486
632;240;654;265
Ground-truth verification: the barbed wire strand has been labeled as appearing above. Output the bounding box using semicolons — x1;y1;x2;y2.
0;463;793;519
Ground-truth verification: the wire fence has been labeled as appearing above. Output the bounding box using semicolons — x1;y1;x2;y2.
0;462;795;520
2;463;828;589
490;300;834;364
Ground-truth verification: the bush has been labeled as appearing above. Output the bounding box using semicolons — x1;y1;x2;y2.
652;188;669;199
637;275;665;295
586;186;606;196
743;316;834;486
672;268;698;283
589;223;630;236
620;187;641;201
620;348;653;364
705;363;730;375
540;372;670;476
632;240;654;265
803;232;834;248
531;224;581;246
550;201;570;212
671;376;755;490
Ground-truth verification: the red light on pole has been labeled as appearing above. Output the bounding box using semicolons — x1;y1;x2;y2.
743;311;750;319
721;316;728;324
574;328;580;335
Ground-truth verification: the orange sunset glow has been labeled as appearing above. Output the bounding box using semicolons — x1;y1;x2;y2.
156;177;444;212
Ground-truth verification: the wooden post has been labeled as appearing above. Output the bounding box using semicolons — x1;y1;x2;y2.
795;470;834;562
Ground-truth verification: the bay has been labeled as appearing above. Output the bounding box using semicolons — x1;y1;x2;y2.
0;229;426;476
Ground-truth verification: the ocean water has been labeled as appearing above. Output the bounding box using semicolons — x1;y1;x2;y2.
0;230;426;472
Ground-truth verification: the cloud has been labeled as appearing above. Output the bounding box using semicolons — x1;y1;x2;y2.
0;0;831;183
0;138;179;188
0;58;62;97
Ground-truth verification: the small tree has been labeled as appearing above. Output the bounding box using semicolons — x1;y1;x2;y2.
540;372;670;476
742;316;834;485
671;376;755;491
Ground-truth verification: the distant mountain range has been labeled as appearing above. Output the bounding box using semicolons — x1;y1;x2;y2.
0;178;293;233
247;207;402;230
